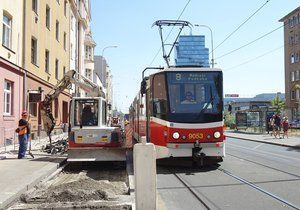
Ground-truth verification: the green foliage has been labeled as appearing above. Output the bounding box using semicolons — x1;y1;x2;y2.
271;96;285;114
224;110;235;129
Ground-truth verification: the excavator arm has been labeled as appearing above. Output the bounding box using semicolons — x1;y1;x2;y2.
40;70;104;141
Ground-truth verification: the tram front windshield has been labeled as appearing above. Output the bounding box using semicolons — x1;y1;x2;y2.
167;71;223;123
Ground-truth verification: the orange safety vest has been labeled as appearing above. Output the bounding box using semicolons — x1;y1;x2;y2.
18;126;27;136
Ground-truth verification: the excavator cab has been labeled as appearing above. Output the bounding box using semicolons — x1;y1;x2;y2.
68;97;126;162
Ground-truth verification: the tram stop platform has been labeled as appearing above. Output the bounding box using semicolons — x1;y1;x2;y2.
225;130;300;149
0;134;67;210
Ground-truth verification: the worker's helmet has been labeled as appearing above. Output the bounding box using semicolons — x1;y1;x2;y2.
22;110;28;116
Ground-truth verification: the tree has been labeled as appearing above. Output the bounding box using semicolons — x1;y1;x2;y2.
271;95;285;114
224;110;235;129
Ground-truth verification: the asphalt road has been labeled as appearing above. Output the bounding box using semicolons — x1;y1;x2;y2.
157;138;300;210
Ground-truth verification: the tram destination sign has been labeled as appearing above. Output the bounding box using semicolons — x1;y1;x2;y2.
170;72;219;83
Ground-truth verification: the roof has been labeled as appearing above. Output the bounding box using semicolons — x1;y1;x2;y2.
279;6;300;22
84;33;96;46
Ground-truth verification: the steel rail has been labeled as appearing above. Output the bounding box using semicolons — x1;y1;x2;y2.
227;153;300;179
173;172;212;210
218;167;300;210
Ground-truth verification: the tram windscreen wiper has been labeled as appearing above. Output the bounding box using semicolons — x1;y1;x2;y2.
197;86;215;117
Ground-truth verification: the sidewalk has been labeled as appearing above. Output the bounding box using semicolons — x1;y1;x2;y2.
225;130;300;149
0;134;67;210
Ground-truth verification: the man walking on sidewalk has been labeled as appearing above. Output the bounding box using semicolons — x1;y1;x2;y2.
274;114;281;139
16;111;31;159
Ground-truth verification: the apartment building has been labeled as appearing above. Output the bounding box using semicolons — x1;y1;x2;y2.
69;0;92;97
84;31;96;89
280;7;300;120
22;0;71;136
0;1;24;146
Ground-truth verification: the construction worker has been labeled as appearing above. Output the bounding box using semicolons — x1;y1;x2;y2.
16;111;31;159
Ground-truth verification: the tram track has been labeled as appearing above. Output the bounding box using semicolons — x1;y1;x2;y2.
227;152;300;179
163;156;300;210
173;172;212;210
217;167;300;210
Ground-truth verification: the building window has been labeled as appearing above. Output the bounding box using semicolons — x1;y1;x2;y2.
289;35;294;45
55;59;59;79
32;0;38;13
293;16;297;26
63;66;66;75
64;0;67;16
296;70;300;81
291;53;295;64
2;14;12;49
291;90;296;100
85;68;92;80
55;98;59;118
71;15;74;31
56;20;59;41
297;89;300;100
45;50;49;73
295;52;299;63
291;71;295;82
31;37;37;65
85;46;93;60
46;5;50;29
4;80;13;115
28;92;41;117
70;44;73;60
63;32;66;50
295;34;299;45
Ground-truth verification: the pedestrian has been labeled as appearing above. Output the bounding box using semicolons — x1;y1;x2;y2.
270;115;275;136
15;111;31;159
282;117;289;139
274;114;281;139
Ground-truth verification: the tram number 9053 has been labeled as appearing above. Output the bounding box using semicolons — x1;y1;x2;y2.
188;133;203;139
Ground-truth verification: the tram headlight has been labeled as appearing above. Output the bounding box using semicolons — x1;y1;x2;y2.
172;132;180;139
214;131;221;139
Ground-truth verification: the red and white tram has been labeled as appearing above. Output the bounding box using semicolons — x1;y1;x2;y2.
129;66;225;163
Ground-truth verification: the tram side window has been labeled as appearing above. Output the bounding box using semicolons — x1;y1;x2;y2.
152;73;168;120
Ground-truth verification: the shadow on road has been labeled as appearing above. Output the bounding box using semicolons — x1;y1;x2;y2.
287;145;300;152
157;157;221;175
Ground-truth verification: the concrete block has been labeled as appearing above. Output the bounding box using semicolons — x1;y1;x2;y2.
134;137;157;210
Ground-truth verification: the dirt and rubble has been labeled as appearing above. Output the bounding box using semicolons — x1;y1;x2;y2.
9;165;133;209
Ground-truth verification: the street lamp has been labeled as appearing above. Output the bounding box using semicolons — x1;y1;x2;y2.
101;45;117;124
194;24;215;68
102;45;118;75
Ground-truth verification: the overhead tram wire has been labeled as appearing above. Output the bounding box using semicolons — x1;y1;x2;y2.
148;0;192;66
215;24;284;60
211;0;271;55
224;45;283;71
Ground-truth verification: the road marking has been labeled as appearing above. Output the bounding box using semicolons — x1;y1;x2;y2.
252;143;264;150
227;143;300;161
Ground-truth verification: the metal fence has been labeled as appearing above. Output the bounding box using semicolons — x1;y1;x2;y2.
0;127;18;152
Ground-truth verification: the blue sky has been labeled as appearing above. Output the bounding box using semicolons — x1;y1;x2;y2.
91;0;299;113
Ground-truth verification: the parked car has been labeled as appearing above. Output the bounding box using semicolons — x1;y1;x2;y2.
289;119;300;128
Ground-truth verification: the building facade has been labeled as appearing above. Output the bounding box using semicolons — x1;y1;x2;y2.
94;55;106;91
280;7;300;120
0;0;96;142
174;35;209;67
0;1;24;147
94;55;113;124
83;30;96;95
22;0;71;137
